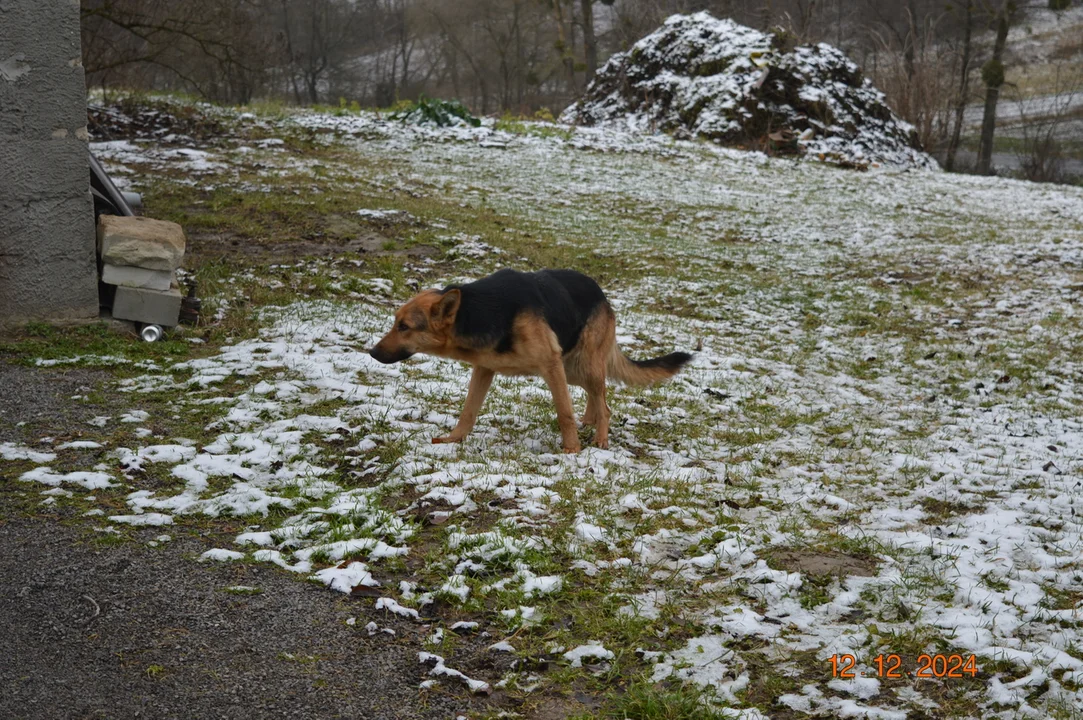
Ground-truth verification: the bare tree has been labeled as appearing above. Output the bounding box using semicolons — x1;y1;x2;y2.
78;0;1080;177
975;0;1075;175
1012;64;1083;182
277;0;370;105
976;0;1014;174
579;0;615;81
944;0;975;171
549;0;577;92
82;0;239;97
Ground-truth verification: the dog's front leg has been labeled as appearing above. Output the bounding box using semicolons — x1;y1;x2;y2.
540;360;581;454
433;366;494;444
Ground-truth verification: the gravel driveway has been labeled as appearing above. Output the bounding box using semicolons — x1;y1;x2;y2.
0;359;471;720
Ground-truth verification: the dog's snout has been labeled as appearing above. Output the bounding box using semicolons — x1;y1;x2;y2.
368;345;414;364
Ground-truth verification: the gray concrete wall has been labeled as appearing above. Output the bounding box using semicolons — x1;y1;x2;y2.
0;0;98;330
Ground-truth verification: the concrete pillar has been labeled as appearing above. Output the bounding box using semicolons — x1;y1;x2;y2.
0;0;99;330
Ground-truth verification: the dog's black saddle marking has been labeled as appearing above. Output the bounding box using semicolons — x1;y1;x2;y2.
443;269;607;354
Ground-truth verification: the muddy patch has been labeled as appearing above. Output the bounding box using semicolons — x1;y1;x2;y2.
528;693;603;720
768;549;879;578
186;228;439;262
184;212;440;262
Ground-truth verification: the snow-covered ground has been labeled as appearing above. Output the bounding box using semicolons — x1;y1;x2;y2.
1008;4;1083;67
9;99;1083;717
963;92;1083;129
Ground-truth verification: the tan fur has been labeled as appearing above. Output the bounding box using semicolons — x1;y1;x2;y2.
607;344;684;386
370;289;683;453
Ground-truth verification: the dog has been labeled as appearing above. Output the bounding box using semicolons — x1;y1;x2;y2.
369;268;692;453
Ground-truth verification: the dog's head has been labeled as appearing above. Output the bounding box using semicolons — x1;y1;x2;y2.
368;289;461;364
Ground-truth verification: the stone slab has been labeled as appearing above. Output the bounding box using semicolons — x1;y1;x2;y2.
101;264;173;291
98;215;186;272
111;286;182;328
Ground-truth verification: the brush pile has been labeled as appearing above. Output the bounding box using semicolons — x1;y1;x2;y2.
562;12;936;170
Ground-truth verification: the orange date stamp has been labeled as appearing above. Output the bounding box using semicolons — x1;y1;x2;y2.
829;653;979;679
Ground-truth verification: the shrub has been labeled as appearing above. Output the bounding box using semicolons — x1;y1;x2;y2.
389;95;480;127
982;59;1005;89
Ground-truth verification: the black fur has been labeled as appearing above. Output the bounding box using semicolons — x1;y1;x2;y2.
370;346;414;364
632;351;693;371
444;269;607;354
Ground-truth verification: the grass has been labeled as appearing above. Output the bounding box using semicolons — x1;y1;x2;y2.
494;113;575;141
0;321;193;367
588;678;732;720
959;132;1083;158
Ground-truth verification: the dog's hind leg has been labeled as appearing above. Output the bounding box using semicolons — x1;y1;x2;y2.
585;331;612;448
581;304;615;448
540;358;581;454
562;350;596;426
433;366;494;444
583;395;597;426
584;376;610;449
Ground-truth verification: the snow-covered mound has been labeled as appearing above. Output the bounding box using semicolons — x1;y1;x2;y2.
562;12;936;170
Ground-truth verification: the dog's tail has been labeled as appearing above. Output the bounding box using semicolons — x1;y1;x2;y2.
607;347;692;386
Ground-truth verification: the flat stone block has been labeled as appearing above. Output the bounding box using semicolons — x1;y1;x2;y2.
98;215;186;272
112;285;182;327
101;264;173;291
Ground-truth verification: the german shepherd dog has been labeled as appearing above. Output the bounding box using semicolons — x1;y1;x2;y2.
369;269;692;453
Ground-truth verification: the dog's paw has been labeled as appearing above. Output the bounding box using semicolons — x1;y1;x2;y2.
432;435;463;444
562;443;582;454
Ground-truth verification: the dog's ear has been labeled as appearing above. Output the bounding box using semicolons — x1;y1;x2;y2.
431;289;460;328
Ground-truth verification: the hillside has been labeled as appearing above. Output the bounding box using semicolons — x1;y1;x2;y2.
4;94;1083;719
1007;3;1083;96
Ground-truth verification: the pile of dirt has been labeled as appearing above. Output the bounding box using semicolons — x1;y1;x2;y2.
88;96;228;144
561;12;936;170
